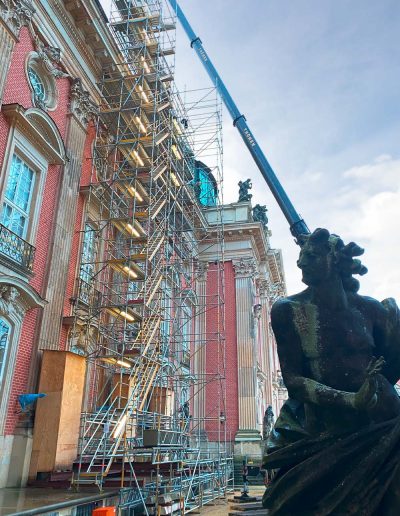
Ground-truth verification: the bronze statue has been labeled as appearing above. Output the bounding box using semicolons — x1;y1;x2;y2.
263;228;400;515
253;204;268;228
263;405;274;441
238;179;252;202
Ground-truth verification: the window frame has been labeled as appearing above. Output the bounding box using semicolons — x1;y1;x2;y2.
0;316;11;386
0;129;48;247
25;52;58;111
1;154;36;239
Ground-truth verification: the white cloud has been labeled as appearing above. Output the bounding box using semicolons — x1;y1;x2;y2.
321;155;400;301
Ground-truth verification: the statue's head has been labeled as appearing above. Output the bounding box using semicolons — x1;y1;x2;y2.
297;228;367;292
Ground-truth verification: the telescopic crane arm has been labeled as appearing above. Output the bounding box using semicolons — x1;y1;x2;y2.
167;0;310;240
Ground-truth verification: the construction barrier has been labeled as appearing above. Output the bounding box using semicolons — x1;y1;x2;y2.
92;507;116;516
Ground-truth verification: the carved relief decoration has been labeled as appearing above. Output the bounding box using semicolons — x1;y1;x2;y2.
233;258;258;279
69;78;99;126
0;284;27;319
0;0;35;38
32;41;69;80
258;277;285;301
195;261;209;282
68;323;98;356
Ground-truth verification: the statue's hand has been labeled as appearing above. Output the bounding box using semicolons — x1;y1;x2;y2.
353;356;385;410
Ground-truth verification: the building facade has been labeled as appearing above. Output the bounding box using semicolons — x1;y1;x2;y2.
194;200;287;466
0;0;287;506
0;0;119;488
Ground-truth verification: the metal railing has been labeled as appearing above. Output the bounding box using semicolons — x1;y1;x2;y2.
0;223;35;271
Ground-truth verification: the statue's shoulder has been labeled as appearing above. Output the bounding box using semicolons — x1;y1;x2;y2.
352;293;391;319
271;291;309;322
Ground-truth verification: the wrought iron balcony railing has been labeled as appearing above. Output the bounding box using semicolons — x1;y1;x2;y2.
0;223;35;272
77;278;102;307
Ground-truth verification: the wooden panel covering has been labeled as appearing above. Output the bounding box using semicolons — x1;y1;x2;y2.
29;351;86;478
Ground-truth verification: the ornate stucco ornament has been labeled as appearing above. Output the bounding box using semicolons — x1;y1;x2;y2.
30;31;69;79
233;257;258;279
0;284;27;319
195;261;209;282
0;0;35;37
69;78;99;126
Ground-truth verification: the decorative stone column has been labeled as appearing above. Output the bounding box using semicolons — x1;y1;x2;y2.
192;262;208;441
32;80;98;365
233;258;261;442
0;0;35;106
258;278;274;407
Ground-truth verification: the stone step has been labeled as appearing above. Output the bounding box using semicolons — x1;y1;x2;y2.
231;502;265;511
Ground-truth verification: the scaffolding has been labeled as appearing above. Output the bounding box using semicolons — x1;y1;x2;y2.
69;0;231;512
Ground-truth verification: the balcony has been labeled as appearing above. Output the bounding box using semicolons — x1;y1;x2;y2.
77;278;102;307
0;223;35;273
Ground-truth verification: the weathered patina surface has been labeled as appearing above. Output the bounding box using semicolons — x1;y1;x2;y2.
263;228;400;515
238;179;252;202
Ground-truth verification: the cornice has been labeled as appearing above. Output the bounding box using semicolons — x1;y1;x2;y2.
43;0;101;74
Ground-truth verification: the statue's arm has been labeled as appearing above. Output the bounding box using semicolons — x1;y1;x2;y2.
271;299;376;410
373;297;400;384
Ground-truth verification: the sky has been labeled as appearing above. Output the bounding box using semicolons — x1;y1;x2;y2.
101;1;400;301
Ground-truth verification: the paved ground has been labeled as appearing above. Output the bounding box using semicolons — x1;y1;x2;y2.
198;487;266;515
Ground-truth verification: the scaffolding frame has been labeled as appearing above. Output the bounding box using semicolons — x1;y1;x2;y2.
68;1;232;512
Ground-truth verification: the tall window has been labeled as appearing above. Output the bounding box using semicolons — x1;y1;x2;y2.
80;224;96;284
1;155;35;238
0;318;10;383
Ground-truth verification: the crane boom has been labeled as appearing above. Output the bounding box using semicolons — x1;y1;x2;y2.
167;0;310;239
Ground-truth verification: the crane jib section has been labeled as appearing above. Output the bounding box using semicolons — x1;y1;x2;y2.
167;0;310;240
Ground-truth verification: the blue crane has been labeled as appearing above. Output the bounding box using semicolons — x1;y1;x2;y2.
167;0;310;240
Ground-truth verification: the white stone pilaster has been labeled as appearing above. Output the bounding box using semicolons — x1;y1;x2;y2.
233;258;260;436
192;262;208;435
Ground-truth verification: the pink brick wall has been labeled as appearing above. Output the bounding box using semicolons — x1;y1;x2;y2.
1;27;71;435
205;261;238;442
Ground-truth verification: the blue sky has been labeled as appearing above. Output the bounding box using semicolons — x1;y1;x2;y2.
101;0;400;300
172;0;400;300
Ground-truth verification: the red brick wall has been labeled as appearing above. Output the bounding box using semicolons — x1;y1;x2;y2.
2;27;71;435
205;261;238;442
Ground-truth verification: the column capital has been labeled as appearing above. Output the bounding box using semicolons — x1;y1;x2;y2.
195;261;209;282
0;0;35;38
69;78;99;127
258;276;285;301
233;257;258;279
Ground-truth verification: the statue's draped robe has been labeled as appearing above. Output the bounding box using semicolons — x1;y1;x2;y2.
263;299;400;515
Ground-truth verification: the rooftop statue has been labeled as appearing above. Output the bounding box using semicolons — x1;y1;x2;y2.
238;179;252;202
253;204;269;228
263;228;400;515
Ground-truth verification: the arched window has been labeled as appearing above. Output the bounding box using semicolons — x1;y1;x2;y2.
26;53;58;111
0;318;11;383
